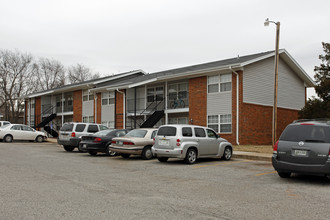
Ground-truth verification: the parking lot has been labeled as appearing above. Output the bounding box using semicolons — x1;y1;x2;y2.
1;141;329;220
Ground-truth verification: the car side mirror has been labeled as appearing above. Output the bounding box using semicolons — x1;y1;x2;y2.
216;134;220;139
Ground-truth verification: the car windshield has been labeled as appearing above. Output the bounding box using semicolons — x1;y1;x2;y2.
157;126;177;136
126;130;147;138
280;125;330;143
94;130;114;136
60;124;74;131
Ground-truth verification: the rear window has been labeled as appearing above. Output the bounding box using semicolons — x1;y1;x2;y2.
61;124;74;131
280;125;330;143
126;130;147;138
157;126;177;136
94;130;113;136
75;124;86;132
87;125;99;133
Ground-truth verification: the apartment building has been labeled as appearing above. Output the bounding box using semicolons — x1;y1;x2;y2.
24;49;315;145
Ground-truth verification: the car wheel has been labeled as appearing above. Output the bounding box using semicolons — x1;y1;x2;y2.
121;153;130;158
89;151;97;156
222;146;232;160
63;145;75;152
36;135;43;143
157;157;168;162
277;171;291;178
141;146;153;160
4;135;13;143
184;148;197;164
105;145;117;157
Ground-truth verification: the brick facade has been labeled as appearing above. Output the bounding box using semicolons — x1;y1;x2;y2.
73;90;82;122
189;76;207;127
115;90;125;129
96;93;101;124
35;97;41;129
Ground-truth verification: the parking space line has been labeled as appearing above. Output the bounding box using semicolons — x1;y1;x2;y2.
193;160;251;168
255;171;277;177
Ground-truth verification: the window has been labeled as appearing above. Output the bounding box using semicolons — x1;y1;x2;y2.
102;91;115;105
157;126;177;136
83;116;94;123
75;124;86;132
220;114;232;133
11;125;21;130
207;129;217;138
194;128;206;137
147;86;164;103
151;130;157;139
83;90;93;102
208;114;232;133
168;117;188;125
99;125;109;130
22;126;33;131
115;130;127;137
208;115;219;132
208;75;219;93
102;121;115;128
126;129;147;138
87;125;98;133
168;82;188;100
182;127;192;137
220;74;232;92
208;74;232;93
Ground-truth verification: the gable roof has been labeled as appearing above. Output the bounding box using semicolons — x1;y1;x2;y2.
99;49;315;91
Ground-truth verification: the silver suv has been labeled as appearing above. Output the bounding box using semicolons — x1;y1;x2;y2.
272;119;330;178
152;125;233;164
58;122;108;152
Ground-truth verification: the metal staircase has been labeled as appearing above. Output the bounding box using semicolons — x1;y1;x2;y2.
140;110;165;128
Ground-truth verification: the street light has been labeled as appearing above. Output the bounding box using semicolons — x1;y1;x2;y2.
264;18;280;147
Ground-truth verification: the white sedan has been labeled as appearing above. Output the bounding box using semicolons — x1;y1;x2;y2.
0;124;47;143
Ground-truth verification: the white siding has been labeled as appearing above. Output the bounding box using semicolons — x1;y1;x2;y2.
101;105;115;122
82;100;94;116
207;92;232;115
126;87;146;112
243;57;305;110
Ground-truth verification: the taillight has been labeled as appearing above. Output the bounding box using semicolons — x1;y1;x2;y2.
123;141;134;145
176;139;181;147
273;140;279;153
111;140;116;144
300;123;314;125
94;137;102;143
153;138;155;145
71;132;76;137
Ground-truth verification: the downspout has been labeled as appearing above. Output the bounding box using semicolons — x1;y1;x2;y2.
116;89;125;129
229;66;240;145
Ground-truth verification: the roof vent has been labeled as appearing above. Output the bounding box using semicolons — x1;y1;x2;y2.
237;55;240;59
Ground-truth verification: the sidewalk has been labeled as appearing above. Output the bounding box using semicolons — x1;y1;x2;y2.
47;138;272;162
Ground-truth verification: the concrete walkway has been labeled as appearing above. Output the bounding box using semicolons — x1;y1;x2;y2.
47;138;272;162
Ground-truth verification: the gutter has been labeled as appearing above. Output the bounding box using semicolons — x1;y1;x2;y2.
116;89;125;129
229;66;240;145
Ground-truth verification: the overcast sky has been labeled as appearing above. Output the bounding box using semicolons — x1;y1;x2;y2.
1;0;329;96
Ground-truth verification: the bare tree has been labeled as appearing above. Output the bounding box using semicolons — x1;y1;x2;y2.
67;64;100;84
33;58;66;91
0;49;35;123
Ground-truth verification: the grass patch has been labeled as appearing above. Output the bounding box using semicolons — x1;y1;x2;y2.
233;145;273;154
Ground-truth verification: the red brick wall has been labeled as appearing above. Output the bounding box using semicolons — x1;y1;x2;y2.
239;102;298;145
25;100;28;125
96;93;101;124
115;90;125;129
73;90;82;122
189;76;207;126
35;97;41;128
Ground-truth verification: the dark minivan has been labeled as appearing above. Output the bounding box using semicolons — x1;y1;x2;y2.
272;119;330;178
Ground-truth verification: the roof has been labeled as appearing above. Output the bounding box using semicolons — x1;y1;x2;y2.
24;70;146;98
101;49;315;91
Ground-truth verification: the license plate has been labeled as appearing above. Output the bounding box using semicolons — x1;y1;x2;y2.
83;144;87;149
159;140;169;145
294;150;307;156
118;141;123;145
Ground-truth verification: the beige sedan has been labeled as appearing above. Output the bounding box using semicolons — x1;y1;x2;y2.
110;128;158;160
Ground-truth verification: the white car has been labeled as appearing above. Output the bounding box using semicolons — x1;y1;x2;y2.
0;124;47;143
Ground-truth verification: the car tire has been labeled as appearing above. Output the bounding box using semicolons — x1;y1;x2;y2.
121;153;130;158
36;135;43;143
105;145;117;157
277;171;291;178
141;146;153;160
222;146;232;160
184;148;197;164
89;151;97;156
157;157;168;162
4;135;13;143
63;145;75;152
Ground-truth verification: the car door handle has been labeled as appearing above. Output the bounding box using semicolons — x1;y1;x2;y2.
196;139;200;142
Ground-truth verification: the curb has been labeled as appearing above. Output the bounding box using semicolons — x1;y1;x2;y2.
233;151;272;162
